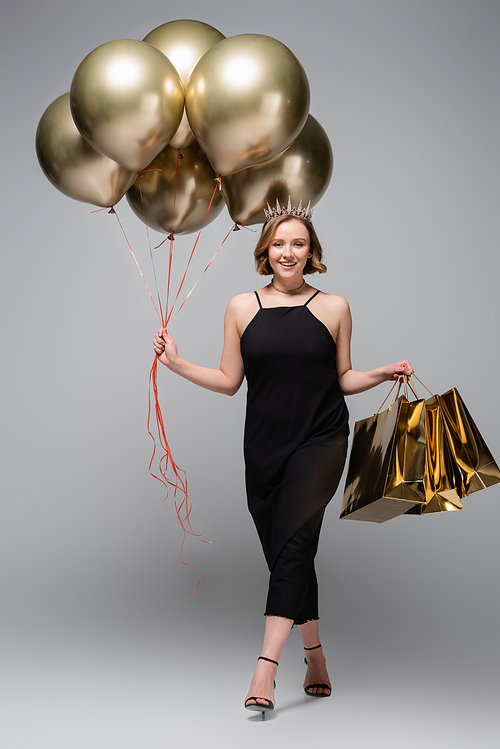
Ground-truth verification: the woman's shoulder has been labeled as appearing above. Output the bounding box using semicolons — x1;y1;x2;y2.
226;291;258;311
225;291;261;337
309;292;351;340
316;291;350;312
225;292;260;325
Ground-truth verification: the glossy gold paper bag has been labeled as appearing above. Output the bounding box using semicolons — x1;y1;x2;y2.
407;384;500;515
341;382;427;523
406;393;464;515
439;388;500;496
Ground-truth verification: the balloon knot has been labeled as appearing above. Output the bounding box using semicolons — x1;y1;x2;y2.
108;207;116;214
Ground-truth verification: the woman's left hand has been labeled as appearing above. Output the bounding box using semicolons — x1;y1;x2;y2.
385;360;414;380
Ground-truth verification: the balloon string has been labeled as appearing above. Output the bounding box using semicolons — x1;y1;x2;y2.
164;150;180;320
103;184;229;594
165;182;219;326
169;223;237;325
148;356;213;596
149;220;235;592
112;206;162;322
137;173;164;323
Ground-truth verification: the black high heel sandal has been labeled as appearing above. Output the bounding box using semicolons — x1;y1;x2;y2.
304;644;331;697
244;656;278;715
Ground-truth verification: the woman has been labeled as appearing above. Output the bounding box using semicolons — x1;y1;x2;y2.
153;209;412;713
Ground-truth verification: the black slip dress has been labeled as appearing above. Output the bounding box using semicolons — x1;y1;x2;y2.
240;289;349;617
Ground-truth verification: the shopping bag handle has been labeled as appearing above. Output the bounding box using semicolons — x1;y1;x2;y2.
375;376;406;418
374;374;423;421
412;373;433;396
407;376;419;399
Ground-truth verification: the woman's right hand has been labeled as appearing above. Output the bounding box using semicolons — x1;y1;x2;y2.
153;327;179;366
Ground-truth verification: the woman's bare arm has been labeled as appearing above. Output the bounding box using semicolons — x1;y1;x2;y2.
332;297;413;395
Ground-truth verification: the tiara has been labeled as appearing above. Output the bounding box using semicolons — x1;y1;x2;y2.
263;196;313;223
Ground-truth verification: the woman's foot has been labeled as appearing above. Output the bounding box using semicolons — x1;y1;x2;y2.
244;656;278;710
303;645;332;697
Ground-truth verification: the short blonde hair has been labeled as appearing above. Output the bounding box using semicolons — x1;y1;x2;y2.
254;214;327;276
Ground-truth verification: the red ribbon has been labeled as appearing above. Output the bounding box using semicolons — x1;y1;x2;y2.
147;357;211;595
102;170;234;594
165;181;219;326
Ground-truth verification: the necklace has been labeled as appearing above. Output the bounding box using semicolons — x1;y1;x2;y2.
271;278;306;294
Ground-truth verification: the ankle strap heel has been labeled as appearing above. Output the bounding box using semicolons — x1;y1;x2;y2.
303;643;331;698
244;656;279;715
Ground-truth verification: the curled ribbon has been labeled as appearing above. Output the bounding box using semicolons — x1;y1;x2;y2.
101;167;235;594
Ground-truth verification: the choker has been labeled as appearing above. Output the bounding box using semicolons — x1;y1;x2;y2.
271;278;306;294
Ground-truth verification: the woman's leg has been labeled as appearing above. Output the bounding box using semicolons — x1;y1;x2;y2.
244;615;293;708
297;619;331;695
265;510;324;620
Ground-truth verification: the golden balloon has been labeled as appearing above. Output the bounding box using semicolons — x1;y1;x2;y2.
185;34;310;176
126;140;225;235
221;115;333;226
36;93;136;207
70;39;184;172
143;19;225;150
144;19;225;84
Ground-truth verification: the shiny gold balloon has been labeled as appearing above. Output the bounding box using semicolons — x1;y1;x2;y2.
143;20;225;149
185;34;310;176
70;39;184;172
126;141;225;235
221;115;333;225
36;93;136;207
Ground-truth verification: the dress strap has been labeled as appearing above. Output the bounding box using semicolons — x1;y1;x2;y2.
254;290;263;309
304;290;321;306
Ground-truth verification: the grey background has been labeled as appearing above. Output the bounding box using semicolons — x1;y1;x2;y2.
2;0;499;746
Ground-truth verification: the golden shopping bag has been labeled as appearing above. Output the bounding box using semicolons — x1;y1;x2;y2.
407;381;500;515
341;380;427;523
405;393;464;515
438;388;500;496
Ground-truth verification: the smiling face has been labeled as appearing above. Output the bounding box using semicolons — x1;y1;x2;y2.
254;214;327;276
267;219;313;279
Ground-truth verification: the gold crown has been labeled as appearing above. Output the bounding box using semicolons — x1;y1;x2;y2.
263;196;313;223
